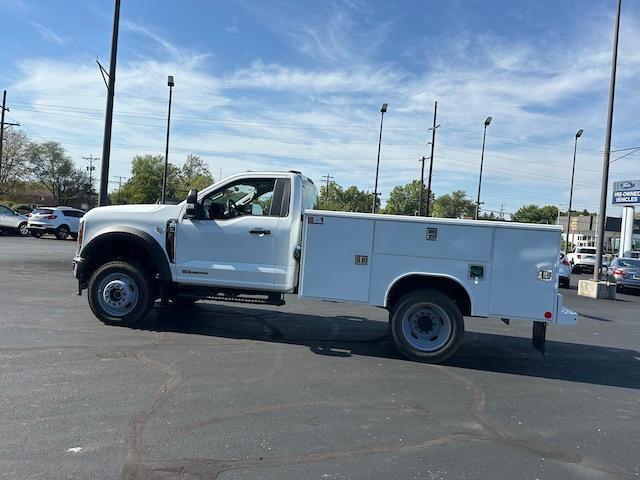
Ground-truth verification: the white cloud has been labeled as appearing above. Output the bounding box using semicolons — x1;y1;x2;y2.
29;21;66;46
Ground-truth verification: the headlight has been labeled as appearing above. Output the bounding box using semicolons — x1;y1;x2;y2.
76;220;84;253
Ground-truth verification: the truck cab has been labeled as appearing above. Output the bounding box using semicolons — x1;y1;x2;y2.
173;171;316;292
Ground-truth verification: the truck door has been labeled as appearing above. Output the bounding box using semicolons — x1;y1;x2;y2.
175;177;286;290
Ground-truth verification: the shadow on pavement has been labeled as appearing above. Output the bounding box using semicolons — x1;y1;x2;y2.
132;302;640;390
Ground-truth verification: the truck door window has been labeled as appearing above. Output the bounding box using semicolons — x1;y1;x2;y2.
201;179;276;220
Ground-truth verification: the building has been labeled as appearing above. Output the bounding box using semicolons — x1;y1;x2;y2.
558;215;640;252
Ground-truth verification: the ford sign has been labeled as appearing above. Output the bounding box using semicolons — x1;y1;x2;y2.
613;179;640;206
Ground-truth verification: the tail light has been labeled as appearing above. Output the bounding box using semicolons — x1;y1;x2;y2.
577;254;582;259
45;215;57;220
613;269;625;276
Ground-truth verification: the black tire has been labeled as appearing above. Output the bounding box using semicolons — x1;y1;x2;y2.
390;289;464;363
55;224;70;240
88;261;154;326
616;285;625;294
559;278;569;289
71;234;78;241
172;296;199;307
18;222;30;237
30;231;43;238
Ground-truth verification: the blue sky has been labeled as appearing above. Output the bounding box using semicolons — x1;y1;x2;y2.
1;0;639;217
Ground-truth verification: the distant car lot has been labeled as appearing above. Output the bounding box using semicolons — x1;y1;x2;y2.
1;236;639;479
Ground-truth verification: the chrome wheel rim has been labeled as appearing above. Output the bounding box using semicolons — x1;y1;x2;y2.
97;272;139;317
401;302;452;352
19;224;29;235
58;226;68;238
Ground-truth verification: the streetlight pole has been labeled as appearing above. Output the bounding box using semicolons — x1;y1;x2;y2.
372;103;388;213
425;101;439;216
161;75;174;204
98;0;120;207
566;129;583;252
594;0;622;281
475;116;492;220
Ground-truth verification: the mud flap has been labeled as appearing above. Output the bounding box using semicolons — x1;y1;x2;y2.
532;321;547;355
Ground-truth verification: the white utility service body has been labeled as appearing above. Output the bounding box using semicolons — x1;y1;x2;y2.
73;171;577;363
299;210;576;326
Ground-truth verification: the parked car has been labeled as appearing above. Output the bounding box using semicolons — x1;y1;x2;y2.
567;246;597;273
607;257;640;293
558;252;571;288
27;206;85;240
0;203;30;236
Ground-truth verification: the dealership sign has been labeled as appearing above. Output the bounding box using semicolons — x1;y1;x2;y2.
612;180;640;206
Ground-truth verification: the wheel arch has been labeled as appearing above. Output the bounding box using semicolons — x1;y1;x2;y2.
385;273;473;316
79;227;172;286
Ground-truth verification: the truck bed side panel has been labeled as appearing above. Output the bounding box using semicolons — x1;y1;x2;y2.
299;215;374;302
488;228;560;320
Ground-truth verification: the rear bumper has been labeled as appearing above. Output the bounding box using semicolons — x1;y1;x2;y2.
556;293;577;325
28;224;56;233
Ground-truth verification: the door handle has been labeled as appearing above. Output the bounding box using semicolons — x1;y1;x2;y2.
249;228;271;235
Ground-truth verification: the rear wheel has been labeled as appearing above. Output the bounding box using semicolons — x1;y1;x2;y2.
88;261;154;326
55;225;70;240
18;222;29;236
390;289;464;363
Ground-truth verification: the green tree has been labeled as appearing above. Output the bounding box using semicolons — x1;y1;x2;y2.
319;183;376;212
384;180;433;216
178;154;214;198
432;190;475;218
0;129;30;196
511;204;559;224
27;141;91;205
117;155;181;204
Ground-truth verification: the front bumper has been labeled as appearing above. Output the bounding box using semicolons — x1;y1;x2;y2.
73;255;89;283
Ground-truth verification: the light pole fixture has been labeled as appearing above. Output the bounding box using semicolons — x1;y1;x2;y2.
566;129;583;252
475;116;492;220
161;75;174;204
372;103;388;213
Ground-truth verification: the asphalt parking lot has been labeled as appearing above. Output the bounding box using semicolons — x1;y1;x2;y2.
1;236;639;480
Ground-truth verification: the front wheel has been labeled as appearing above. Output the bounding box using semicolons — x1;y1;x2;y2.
88;261;154;326
390;289;464;363
18;222;29;236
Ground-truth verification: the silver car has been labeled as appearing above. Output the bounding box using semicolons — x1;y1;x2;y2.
0;204;30;236
607;257;640;293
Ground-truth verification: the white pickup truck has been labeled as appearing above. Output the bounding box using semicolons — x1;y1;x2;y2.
73;171;576;362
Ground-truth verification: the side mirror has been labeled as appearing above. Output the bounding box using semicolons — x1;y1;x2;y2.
185;189;198;219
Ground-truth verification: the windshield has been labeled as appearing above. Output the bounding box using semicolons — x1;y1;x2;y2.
32;208;54;215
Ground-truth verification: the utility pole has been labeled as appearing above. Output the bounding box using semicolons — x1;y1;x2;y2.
98;0;121;207
418;156;427;216
425;101;439;216
321;173;334;205
113;175;127;191
0;90;20;187
499;204;505;220
594;0;621;281
83;155;99;208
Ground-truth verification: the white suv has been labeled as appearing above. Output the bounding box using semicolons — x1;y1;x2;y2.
27;206;85;240
567;246;597;273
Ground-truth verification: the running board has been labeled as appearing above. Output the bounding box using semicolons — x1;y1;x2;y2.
205;292;286;307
